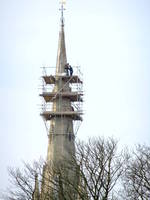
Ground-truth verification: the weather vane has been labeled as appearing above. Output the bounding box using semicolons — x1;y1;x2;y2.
59;0;66;26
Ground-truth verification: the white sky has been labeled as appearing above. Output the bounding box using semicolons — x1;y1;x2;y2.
0;0;150;191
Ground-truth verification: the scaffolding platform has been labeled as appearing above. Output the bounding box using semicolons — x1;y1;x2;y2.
41;111;83;121
42;75;83;84
40;92;83;102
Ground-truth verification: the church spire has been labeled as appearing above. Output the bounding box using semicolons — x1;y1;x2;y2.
40;1;83;198
56;0;67;74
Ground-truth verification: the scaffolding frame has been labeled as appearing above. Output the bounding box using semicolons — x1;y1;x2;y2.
40;66;83;136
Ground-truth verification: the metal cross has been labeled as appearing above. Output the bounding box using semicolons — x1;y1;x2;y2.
59;0;66;26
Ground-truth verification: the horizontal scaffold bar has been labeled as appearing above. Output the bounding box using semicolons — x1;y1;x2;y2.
41;111;83;121
42;75;83;84
40;92;83;102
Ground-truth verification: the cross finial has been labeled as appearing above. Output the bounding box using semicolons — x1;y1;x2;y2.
59;0;66;26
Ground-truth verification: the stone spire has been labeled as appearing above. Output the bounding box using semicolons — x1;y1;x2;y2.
56;1;67;74
39;1;83;199
45;0;75;164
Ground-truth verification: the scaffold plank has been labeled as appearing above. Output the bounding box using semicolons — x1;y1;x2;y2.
41;111;83;121
40;92;83;102
42;75;83;84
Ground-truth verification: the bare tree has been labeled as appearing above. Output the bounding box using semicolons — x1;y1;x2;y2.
2;137;125;200
2;161;43;200
3;160;78;200
122;144;150;200
76;137;125;200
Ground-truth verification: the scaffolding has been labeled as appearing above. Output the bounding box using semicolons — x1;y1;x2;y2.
40;66;83;135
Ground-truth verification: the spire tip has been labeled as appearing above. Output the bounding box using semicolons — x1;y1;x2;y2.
59;0;66;26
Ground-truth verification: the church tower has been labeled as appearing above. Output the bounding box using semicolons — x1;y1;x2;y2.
38;1;83;199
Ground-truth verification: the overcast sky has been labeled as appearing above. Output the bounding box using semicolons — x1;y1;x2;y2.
0;0;150;191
